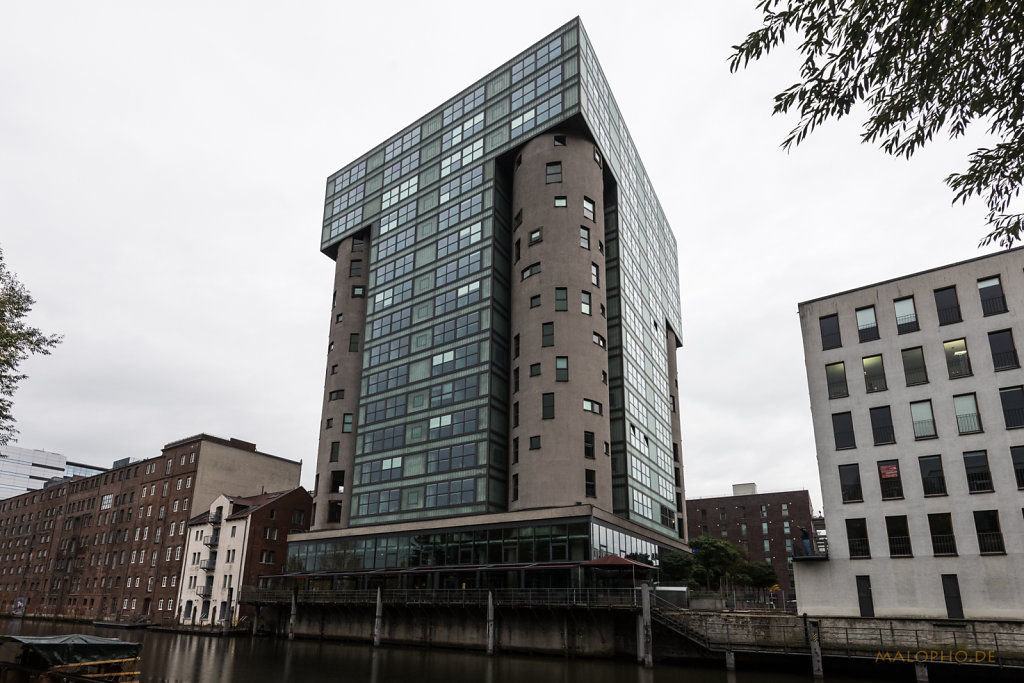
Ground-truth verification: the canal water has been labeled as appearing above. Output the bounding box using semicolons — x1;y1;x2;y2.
0;619;883;683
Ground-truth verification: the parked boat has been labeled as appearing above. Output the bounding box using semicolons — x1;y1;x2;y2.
0;634;141;682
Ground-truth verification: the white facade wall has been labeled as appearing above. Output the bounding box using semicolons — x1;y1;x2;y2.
797;248;1024;619
177;494;247;625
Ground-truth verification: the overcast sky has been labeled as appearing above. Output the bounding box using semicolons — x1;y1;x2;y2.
1;2;1009;512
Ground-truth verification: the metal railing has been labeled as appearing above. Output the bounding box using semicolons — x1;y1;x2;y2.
930;534;957;555
966;470;994;493
937;305;962;325
957;412;982;434
905;367;928;385
200;559;216;571
203;535;219;547
196;586;212;598
977;532;1006;554
238;587;643;609
912;419;936;439
887;536;912;557
871;425;895;445
1004;407;1024;429
209;510;222;525
858;324;880;343
896;315;919;334
948;357;973;379
981;294;1008;316
921;475;947;496
847;538;870;558
993;349;1020;370
827;381;849;399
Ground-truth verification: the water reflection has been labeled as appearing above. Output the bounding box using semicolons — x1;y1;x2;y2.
0;619;869;683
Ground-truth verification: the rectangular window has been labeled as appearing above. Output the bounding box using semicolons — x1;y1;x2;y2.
352;285;365;298
978;276;1008;315
579;226;590;249
901;347;928;385
826;362;848;399
590;263;600;286
893;297;919;334
530;295;541;308
832;412;855;449
877;460;903;499
530;362;541;376
581;291;591;315
512;437;519;463
512;474;519;501
583;398;603;414
974;510;1005;554
529;435;541;450
944;338;972;378
928;513;957;555
934;286;961;325
554;196;567;207
910;400;936;439
342;414;353;433
856;306;879;342
521;262;541;280
585;469;596;498
592;332;606;348
838;464;862;502
988;329;1020;370
886;516;912;557
349;334;360;352
964;450;993;492
846;518;870;558
542;393;555;419
529;227;542;244
999;386;1024;428
862;355;887;392
583;196;595;221
545;162;562;183
514;239;520;262
542;322;554;347
555;357;568;382
584;431;595;459
1011;446;1024;488
349;260;362;277
513;334;520;358
919;455;947;496
870;406;895;445
554;287;568;311
819;314;841;349
954;394;982;434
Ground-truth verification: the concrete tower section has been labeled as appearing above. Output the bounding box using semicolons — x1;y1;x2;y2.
509;132;611;511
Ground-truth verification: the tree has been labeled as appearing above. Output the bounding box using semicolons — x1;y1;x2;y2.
658;550;696;582
0;247;61;445
688;536;745;592
731;1;1024;247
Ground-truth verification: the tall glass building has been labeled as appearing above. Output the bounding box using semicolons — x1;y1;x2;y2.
291;18;686;582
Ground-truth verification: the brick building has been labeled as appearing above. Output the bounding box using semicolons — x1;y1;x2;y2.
0;434;300;623
179;487;311;626
686;484;816;591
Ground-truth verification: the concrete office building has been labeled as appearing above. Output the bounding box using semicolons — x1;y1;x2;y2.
687;483;816;592
0;445;105;499
796;248;1024;619
293;18;686;582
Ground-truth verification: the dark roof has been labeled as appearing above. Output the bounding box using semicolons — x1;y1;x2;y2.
223;489;295;520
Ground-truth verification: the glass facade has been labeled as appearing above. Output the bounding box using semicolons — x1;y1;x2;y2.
314;19;682;540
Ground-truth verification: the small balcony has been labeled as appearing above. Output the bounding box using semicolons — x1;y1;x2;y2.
888;536;913;557
793;537;829;562
209;510;222;526
931;534;957;556
196;585;212;598
200;559;216;572
977;532;1006;554
203;534;219;548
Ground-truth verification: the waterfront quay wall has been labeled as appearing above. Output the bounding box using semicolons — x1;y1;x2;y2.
279;604;641;657
679;610;1024;661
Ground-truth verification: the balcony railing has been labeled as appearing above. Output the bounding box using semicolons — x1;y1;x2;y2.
827;381;849;399
966;470;994;493
848;538;871;558
904;367;928;385
872;425;895;445
879;478;904;500
209;511;222;526
912;419;936;439
930;534;957;556
203;535;219;547
896;315;919;334
821;332;842;350
864;374;887;392
977;532;1006;554
981;294;1008;316
956;412;982;434
947;357;972;379
888;536;913;557
921;475;947;496
834;431;856;449
937;305;962;325
196;585;212;598
840;485;863;503
200;559;216;571
858;324;880;343
239;587;644;609
992;349;1020;371
1003;407;1024;429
